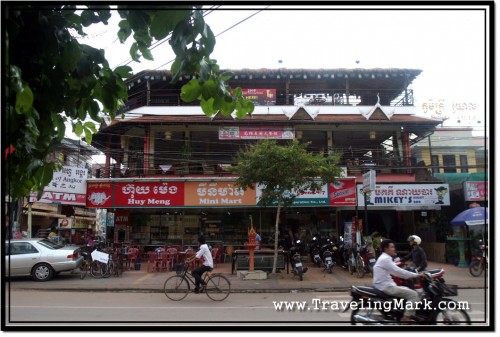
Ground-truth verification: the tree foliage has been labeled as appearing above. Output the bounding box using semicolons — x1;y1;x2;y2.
229;139;342;273
4;5;254;201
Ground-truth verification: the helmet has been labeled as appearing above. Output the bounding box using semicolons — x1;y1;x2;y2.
407;235;422;245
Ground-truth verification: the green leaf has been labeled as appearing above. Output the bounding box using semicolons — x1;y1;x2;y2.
74;122;83;136
15;84;34;115
180;79;202;102
139;45;154;61
114;65;132;78
84;127;93;144
200;97;217;116
129;42;141;62
60;40;81;71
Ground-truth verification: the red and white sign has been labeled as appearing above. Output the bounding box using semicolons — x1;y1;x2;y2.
464;181;488;201
113;181;184;207
58;218;73;229
86;182;113;208
219;126;295;140
329;178;357;206
30;191;87;206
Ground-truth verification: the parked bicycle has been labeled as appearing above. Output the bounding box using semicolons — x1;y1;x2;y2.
469;243;487;277
163;263;231;301
88;246;117;279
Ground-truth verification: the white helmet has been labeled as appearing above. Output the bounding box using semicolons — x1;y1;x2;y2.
407;235;422;245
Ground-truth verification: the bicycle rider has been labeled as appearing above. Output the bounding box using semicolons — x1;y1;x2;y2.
185;235;213;294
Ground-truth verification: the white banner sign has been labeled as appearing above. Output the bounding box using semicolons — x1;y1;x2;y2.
45;166;89;194
357;183;450;206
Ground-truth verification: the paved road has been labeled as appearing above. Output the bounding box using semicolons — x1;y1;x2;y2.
5;289;487;327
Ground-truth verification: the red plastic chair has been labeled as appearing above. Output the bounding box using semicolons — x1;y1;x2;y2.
126;248;139;270
164;248;178;271
210;247;219;268
147;251;162;272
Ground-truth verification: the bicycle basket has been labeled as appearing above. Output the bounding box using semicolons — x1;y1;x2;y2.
173;263;184;275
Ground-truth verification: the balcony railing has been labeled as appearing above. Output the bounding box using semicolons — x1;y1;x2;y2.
124;88;415;112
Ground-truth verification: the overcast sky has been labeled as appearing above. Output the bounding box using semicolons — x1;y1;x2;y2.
81;5;488;130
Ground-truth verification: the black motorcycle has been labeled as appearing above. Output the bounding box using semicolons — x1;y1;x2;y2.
309;237;322;267
346;270;471;325
290;241;308;281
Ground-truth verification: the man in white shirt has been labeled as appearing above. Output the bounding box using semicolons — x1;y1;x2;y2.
186;236;213;293
373;239;424;323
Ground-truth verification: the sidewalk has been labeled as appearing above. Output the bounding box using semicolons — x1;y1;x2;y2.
7;260;487;293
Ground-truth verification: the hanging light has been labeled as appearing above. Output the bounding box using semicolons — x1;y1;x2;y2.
164;131;172;140
369;131;376;140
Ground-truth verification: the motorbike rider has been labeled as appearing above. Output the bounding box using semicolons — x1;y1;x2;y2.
400;235;428;272
373;239;425;323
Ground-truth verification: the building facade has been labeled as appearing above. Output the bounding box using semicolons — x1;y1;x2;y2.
88;68;457;255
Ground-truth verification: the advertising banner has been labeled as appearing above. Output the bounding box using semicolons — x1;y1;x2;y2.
329;178;357;206
464;181;487;201
241;88;276;106
256;183;329;207
185;181;256;206
356;183;451;206
219;126;295;140
113;181;184;207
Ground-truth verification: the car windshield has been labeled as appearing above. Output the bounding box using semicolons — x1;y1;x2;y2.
37;239;62;250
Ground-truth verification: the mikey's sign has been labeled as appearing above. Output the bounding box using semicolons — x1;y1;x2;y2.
357;183;450;207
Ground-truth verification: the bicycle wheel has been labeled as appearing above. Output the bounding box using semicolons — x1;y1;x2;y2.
102;260;115;278
469;260;484;277
90;261;104;278
164;275;190;301
205;274;231;301
356;256;365;279
80;261;88;280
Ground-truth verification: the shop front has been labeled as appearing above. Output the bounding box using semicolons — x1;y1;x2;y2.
86;178;450;256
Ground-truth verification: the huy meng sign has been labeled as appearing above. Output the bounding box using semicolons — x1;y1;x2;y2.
86;181;184;208
29;166;89;205
113;181;184;207
357;183;451;207
185;181;256;206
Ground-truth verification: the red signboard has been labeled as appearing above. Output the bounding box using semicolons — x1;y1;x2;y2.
86;182;113;208
113;181;184;207
464;181;488;201
329;178;357;206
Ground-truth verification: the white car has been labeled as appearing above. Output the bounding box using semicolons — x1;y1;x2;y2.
5;238;84;281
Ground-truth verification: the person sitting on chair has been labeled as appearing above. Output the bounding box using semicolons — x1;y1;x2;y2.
185;235;213;294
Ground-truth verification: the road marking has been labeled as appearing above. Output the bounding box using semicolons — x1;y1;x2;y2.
132;273;155;284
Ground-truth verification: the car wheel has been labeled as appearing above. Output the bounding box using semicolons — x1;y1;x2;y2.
32;263;53;281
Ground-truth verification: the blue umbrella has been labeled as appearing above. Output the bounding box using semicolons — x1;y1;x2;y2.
450;207;488;227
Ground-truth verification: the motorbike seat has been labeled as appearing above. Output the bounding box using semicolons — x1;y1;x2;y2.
351;285;398;301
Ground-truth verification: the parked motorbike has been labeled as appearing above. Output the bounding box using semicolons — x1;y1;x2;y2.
309;237;322;267
355;241;377;278
346;270;470;325
322;247;335;273
469;242;487;277
290;240;308;281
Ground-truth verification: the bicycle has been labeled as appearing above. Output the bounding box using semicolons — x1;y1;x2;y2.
163;263;231;301
79;246;94;280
